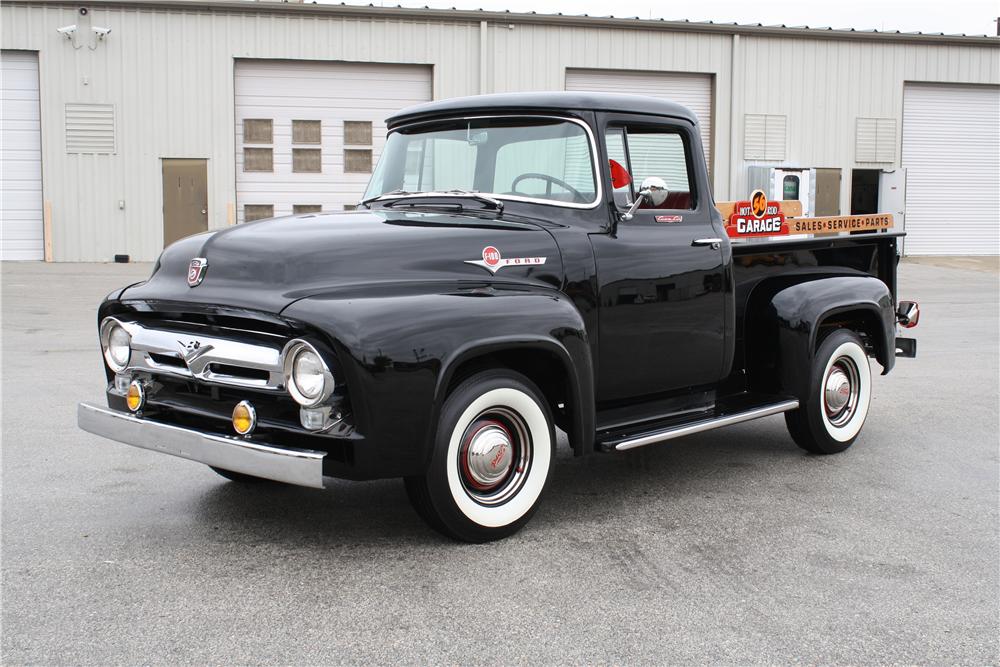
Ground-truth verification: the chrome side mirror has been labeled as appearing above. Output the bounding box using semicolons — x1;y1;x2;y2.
896;300;920;328
620;177;669;222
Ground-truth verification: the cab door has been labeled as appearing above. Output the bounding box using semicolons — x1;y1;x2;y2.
590;117;727;402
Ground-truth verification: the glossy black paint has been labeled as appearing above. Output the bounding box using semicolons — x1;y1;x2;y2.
590;111;728;402
94;93;907;480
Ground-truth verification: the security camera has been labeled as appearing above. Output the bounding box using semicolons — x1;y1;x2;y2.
57;24;77;38
92;26;111;39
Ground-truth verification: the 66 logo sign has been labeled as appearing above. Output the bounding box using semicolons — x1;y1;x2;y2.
465;246;547;274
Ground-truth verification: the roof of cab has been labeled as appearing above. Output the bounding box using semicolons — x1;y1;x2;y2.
387;91;698;127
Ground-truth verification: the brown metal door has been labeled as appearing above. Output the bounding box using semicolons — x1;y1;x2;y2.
162;159;208;246
815;168;842;216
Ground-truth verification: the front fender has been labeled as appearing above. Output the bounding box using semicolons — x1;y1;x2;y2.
746;275;895;398
280;285;593;478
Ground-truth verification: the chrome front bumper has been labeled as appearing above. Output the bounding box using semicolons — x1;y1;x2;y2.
77;402;326;488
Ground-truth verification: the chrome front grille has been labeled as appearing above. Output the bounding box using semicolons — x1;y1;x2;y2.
115;319;285;391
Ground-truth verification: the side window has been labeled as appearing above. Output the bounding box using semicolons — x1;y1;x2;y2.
608;125;696;211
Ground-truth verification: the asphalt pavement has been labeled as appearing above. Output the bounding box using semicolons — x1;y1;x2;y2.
2;258;997;664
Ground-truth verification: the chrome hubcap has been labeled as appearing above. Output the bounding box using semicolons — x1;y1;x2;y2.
824;357;860;427
463;421;514;489
458;407;532;505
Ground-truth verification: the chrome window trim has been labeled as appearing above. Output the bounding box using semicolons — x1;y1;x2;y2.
372;114;604;211
102;317;285;391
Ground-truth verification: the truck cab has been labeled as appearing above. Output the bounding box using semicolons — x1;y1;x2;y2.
80;92;918;542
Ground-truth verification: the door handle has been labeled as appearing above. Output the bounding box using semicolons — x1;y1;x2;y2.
692;238;722;249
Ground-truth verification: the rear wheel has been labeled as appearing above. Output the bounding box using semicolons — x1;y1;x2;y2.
785;329;872;454
405;370;555;542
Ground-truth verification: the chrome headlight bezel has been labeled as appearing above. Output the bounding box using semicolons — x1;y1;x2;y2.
99;317;132;372
282;339;335;408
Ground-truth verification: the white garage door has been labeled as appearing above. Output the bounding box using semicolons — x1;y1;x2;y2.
902;83;1000;255
235;60;432;223
566;69;713;173
1;51;43;260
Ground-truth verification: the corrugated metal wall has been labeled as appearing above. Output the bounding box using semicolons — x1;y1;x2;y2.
0;2;997;260
732;35;1000;215
0;3;479;261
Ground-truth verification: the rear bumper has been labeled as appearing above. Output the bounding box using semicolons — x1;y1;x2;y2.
77;402;326;488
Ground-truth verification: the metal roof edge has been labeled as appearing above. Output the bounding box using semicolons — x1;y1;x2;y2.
6;0;1000;47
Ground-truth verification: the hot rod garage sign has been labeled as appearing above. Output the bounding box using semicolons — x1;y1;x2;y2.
726;190;787;238
720;192;894;239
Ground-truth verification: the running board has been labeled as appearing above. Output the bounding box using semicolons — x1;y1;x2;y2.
605;399;799;452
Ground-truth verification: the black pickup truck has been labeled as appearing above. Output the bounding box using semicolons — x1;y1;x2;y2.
79;92;919;542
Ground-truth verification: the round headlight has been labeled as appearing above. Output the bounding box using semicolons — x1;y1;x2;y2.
282;340;334;407
100;318;132;372
108;326;131;367
293;349;325;400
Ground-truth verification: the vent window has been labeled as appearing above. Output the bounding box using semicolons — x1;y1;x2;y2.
344;149;372;173
243;147;273;172
293;148;322;173
292;120;321;144
344;121;373;146
243;119;273;144
244;204;274;222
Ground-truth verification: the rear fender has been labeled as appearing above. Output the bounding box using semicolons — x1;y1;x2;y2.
745;276;894;397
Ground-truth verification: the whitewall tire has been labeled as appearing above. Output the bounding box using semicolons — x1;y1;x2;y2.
405;370;555;542
786;329;873;454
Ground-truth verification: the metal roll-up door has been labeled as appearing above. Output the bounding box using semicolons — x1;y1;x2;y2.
902;83;1000;255
234;60;432;223
1;51;43;260
566;69;713;174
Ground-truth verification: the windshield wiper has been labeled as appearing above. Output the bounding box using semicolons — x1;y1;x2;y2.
360;189;412;206
367;190;504;214
440;190;504;213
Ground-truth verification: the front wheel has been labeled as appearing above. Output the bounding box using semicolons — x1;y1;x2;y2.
405;370;555;542
785;329;873;455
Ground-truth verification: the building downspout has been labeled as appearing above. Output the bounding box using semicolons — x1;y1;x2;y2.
728;32;740;200
479;20;488;94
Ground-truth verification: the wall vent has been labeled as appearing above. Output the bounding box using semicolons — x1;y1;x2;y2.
65;103;116;154
744;114;786;161
856;117;896;163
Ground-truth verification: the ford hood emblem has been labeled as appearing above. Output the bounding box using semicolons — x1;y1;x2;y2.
187;257;208;287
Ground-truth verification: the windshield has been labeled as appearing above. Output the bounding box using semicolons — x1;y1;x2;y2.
364;117;597;206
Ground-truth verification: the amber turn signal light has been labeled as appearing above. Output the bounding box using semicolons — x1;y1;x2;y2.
126;380;145;412
232;400;256;436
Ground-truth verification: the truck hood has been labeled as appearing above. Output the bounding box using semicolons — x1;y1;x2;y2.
120;210;563;313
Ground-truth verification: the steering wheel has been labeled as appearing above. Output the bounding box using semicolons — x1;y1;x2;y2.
510;173;583;202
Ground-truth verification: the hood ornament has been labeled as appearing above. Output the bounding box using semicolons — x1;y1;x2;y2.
187;257;208;287
177;339;213;364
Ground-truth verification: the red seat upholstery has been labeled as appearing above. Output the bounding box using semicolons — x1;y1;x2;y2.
638;191;692;210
